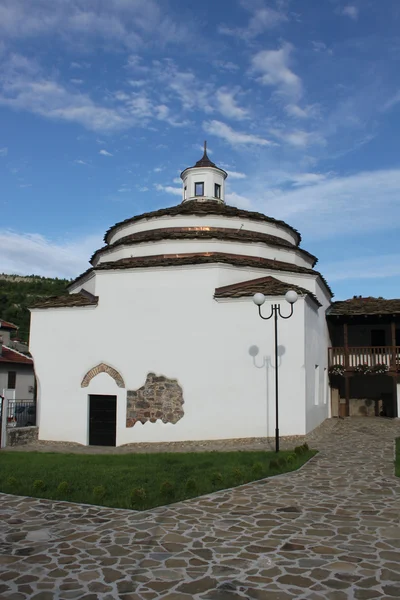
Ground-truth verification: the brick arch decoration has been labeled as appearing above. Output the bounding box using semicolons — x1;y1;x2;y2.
81;363;125;388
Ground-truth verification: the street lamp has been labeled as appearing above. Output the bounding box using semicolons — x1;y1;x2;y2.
253;290;298;453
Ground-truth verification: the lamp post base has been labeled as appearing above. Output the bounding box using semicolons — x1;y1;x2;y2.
275;428;280;453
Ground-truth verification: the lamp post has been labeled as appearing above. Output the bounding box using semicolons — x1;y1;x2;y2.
253;290;298;453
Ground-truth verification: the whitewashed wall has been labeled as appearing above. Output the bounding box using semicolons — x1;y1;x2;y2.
94;240;314;269
30;264;325;445
108;215;299;246
304;295;331;432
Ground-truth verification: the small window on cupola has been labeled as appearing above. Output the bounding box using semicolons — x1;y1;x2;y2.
195;182;204;196
184;186;187;200
215;183;221;199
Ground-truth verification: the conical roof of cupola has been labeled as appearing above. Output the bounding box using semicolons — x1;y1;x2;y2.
193;141;217;168
181;141;227;177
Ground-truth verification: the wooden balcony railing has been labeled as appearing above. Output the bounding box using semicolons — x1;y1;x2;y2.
328;346;400;370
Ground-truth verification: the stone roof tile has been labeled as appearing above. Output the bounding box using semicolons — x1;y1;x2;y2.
328;296;400;316
91;227;317;266
104;201;301;245
214;275;322;306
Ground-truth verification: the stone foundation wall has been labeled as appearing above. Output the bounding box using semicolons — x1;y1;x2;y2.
7;426;39;447
126;372;184;427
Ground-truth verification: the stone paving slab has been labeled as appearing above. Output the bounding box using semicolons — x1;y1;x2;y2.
1;417;400;599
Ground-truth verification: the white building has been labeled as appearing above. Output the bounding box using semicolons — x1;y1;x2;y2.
30;145;333;446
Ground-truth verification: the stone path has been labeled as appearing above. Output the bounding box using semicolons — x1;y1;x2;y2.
1;417;400;599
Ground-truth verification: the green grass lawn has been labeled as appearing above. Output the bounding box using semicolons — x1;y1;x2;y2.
0;444;316;510
396;438;400;478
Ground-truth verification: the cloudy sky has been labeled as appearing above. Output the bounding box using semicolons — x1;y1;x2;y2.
1;0;400;300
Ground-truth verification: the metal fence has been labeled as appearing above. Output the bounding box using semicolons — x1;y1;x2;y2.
7;401;36;428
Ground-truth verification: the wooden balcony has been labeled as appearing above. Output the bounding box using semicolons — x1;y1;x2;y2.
328;346;400;371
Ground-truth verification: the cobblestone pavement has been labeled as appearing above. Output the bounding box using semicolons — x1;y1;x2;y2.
1;417;400;600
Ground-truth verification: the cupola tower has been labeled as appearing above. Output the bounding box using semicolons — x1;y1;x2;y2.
180;142;228;204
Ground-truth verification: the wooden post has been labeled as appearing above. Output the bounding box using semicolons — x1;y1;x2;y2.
344;322;349;369
345;374;350;417
391;321;396;371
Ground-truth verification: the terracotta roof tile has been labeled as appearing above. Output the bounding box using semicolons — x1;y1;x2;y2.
31;291;98;309
328;296;400;316
0;319;18;330
214;275;322;306
91;227;317;266
0;345;33;364
104;201;301;245
70;252;332;297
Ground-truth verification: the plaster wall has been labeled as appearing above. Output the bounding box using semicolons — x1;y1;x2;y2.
181;167;226;203
30;265;317;445
108;215;299;246
94;239;313;269
304;297;330;433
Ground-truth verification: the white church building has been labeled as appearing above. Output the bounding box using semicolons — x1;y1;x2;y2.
29;145;334;446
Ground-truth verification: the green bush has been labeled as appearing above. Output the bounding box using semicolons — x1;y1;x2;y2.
33;479;46;491
286;453;297;465
6;476;17;487
57;481;70;495
130;487;146;508
294;446;304;456
269;459;280;471
93;485;106;500
160;481;175;497
232;467;244;483
302;442;309;451
251;462;264;479
185;478;197;494
277;456;287;469
211;472;223;486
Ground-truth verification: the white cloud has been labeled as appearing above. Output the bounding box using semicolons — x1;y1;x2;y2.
0;58;131;132
0;147;8;156
203;120;272;146
324;255;400;282
0;0;191;50
70;78;83;85
216;88;248;120
270;128;325;148
288;173;328;186
383;91;400;112
173;177;181;184
219;4;287;40
226;170;247;180
0;230;101;278
212;60;240;72
226;191;253;209
259;169;400;240
154;183;181;196
251;43;302;102
99;149;113;156
341;5;359;20
19;183;32;188
153;167;163;172
285;103;319;120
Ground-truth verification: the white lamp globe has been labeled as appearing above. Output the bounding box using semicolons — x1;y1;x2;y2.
253;293;266;306
285;290;298;304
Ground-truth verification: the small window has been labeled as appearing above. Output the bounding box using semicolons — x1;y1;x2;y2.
215;183;221;199
184;186;187;200
8;371;16;390
195;182;204;196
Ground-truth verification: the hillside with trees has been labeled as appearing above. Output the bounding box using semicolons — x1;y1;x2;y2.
0;274;70;341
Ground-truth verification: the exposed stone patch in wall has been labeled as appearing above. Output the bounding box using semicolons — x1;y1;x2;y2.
7;426;39;447
126;373;184;427
81;363;125;388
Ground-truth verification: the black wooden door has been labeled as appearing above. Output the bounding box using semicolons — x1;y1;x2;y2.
89;395;117;446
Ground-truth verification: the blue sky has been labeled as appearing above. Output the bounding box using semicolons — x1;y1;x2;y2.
1;0;400;300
